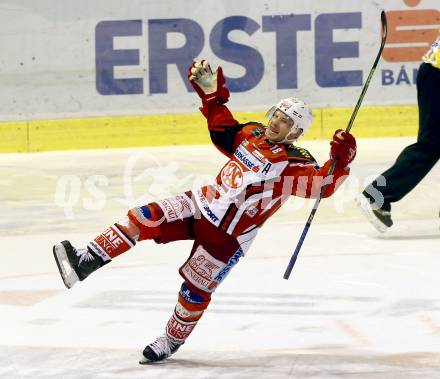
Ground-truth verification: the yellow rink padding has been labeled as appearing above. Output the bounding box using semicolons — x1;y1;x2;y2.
0;122;28;153
0;105;418;153
320;105;419;139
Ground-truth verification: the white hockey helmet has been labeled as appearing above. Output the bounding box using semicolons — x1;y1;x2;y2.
266;97;313;143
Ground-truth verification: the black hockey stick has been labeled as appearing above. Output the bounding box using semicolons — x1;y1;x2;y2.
283;10;388;280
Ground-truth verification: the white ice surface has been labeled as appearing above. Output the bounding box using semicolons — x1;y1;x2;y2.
0;138;439;378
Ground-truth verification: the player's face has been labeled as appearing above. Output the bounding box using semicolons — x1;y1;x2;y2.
266;110;302;142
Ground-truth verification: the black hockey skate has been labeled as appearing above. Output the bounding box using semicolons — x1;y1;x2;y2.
139;334;183;364
356;192;393;233
53;240;105;289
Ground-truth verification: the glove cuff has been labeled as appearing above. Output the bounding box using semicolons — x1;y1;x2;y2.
196;87;230;106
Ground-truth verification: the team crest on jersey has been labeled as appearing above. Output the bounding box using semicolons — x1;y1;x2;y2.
221;161;244;189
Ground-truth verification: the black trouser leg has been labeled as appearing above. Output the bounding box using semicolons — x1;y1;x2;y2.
364;63;440;211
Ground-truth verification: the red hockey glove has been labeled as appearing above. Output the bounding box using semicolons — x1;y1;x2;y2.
188;60;230;104
330;129;357;167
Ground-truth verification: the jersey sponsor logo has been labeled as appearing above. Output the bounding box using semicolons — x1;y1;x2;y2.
157;194;194;222
234;148;260;171
179;283;204;305
203;206;219;222
213;248;244;284
181;245;226;292
189;255;220;280
197;190;219;222
245;206;258;217
221;161;244;189
251;149;265;162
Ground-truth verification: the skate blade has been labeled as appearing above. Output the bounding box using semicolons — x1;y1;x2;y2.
139;356;157;365
53;244;79;289
139;356;150;365
355;196;388;233
139;352;169;365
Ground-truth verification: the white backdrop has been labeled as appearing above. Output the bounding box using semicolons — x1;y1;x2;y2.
0;0;438;121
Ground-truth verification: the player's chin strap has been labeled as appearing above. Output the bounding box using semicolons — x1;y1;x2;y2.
278;126;304;144
279;134;299;144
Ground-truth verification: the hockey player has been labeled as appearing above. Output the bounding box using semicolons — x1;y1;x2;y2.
357;33;440;232
53;60;357;363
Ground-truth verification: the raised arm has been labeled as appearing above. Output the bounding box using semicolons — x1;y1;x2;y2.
188;60;244;157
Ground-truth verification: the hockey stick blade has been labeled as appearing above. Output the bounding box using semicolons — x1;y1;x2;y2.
283;10;388;280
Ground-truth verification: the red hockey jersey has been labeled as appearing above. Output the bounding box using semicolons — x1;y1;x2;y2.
194;100;350;238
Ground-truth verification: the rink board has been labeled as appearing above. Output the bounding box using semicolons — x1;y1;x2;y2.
0;105;418;152
1;1;433;122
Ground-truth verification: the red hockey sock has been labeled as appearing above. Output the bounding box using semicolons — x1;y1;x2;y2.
166;311;199;344
165;282;211;344
88;224;136;259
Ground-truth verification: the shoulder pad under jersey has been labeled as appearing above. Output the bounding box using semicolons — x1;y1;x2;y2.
285;145;317;164
240;122;266;137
